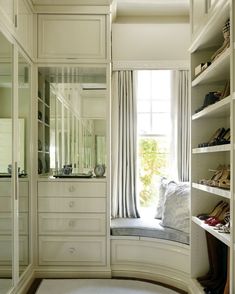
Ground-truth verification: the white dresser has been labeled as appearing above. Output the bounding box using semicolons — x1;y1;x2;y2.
38;179;108;268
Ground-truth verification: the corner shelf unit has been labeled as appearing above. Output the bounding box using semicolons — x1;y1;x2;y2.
190;1;233;293
38;73;50;175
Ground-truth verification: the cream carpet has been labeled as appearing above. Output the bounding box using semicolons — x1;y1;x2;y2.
36;279;180;294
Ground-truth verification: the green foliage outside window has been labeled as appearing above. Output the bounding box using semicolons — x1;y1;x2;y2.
138;138;167;207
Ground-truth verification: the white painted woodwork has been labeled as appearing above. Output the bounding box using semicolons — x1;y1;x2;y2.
38;213;106;235
0;213;28;235
190;0;234;292
38;181;106;197
38;236;106;266
0;181;28;197
0;0;15;28
38;197;106;213
38;14;106;60
0;236;28;265
111;238;190;292
17;0;33;56
0;197;28;212
112;23;190;66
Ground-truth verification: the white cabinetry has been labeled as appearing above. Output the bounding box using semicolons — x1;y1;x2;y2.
190;0;233;293
38;14;106;61
38;180;108;269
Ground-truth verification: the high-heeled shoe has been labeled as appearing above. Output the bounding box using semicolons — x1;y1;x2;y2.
199;165;224;186
213;165;230;190
197;200;226;221
206;205;229;226
198;128;225;148
217;128;230;145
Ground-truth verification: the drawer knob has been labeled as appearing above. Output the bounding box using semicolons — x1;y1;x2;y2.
68;186;75;192
69;201;75;208
68;220;75;227
69;247;76;254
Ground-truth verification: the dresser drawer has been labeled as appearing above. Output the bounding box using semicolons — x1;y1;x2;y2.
38;213;106;236
0;236;28;265
0;181;28;197
38;197;106;213
39;236;106;266
0;213;28;235
0;197;28;212
38;181;106;197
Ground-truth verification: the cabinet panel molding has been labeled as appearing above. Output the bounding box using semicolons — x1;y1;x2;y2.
38;213;106;235
38;197;106;213
38;14;106;60
38;181;106;197
39;236;106;266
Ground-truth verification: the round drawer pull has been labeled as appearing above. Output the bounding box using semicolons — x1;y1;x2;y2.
68;186;75;192
69;201;75;208
68;220;75;227
69;247;76;254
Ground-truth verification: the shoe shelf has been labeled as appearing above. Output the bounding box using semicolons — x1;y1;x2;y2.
190;279;205;294
192;216;230;247
192;144;231;154
192;183;231;199
190;1;230;53
192;95;231;120
192;48;230;87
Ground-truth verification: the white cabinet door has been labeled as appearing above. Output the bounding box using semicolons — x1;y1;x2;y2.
38;14;106;60
16;0;33;56
0;0;15;27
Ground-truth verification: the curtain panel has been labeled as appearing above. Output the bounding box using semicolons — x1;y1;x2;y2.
172;70;190;182
111;71;140;218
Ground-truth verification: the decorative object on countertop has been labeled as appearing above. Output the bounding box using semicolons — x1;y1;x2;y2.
62;164;72;175
94;164;105;177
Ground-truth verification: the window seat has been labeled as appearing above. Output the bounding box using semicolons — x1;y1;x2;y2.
111;218;189;245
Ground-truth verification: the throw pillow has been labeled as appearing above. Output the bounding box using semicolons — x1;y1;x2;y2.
155;177;171;219
161;181;190;233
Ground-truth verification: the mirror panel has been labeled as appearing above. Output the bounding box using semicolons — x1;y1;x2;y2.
0;32;13;292
38;66;107;177
18;52;30;276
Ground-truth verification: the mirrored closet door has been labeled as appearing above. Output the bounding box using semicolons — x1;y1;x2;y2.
0;30;14;294
0;30;31;293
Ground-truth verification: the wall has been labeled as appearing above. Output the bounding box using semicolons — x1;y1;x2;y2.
112;22;190;69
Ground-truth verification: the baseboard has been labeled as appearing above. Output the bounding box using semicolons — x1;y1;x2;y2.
9;266;35;294
34;267;112;279
111;267;190;293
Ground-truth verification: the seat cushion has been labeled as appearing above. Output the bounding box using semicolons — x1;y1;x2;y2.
111;218;189;245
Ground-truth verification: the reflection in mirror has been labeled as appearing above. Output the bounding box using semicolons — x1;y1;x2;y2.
0;31;13;292
18;52;30;276
38;66;107;177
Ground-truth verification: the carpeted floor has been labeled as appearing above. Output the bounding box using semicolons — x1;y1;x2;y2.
35;279;182;294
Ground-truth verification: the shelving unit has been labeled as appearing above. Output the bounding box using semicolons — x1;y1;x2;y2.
38;72;50;175
190;1;233;293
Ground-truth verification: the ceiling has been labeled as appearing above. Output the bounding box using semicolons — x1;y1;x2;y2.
30;0;190;17
116;0;190;17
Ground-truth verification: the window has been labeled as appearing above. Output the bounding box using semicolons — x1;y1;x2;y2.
136;70;172;217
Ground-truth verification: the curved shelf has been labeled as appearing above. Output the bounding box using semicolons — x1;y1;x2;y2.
192;96;231;120
192;216;230;247
192;144;231;154
192;49;230;87
190;1;230;52
192;183;230;199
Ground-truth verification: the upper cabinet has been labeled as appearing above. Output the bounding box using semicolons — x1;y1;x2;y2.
37;14;107;61
0;0;34;58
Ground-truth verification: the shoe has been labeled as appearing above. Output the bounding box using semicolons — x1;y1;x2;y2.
214;166;230;190
199;165;224;186
206;205;229;226
195;92;221;113
198;128;225;148
197;200;225;221
217;128;230;145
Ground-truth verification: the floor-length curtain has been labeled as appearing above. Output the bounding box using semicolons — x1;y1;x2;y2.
172;70;190;182
111;71;140;218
